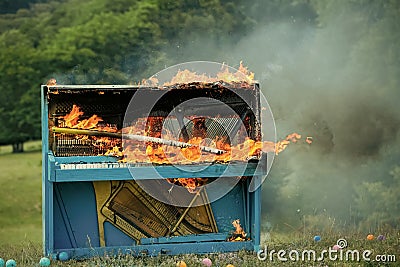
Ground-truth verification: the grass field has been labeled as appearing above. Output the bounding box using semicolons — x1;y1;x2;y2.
0;141;42;245
0;141;398;266
0;231;398;266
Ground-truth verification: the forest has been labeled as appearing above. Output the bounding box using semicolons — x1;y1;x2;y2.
0;0;399;230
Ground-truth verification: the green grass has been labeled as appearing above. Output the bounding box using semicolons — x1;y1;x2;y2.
0;141;42;245
0;232;398;266
0;141;398;266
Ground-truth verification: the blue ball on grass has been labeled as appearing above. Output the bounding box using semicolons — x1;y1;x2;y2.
58;252;69;261
313;235;321;242
39;257;51;266
5;259;16;267
0;258;5;267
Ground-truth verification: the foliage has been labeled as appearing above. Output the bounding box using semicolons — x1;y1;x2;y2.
0;29;41;150
0;0;50;14
0;0;254;150
355;165;400;230
0;0;322;150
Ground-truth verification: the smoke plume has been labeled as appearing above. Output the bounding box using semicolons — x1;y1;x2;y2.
162;2;400;230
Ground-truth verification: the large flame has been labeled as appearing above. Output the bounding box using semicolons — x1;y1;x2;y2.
60;104;310;163
122;132;306;164
57;60;310;194
62;104;115;131
62;104;118;132
154;61;255;86
216;61;254;84
58;97;311;193
63;104;84;127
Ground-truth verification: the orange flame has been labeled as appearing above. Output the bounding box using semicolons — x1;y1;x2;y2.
60;104;309;162
104;145;124;157
237;61;255;81
63;104;104;129
167;177;208;193
58;104;312;192
121;132;308;164
161;61;255;86
63;105;84;127
228;219;248;241
62;104;119;133
164;69;210;86
274;132;302;155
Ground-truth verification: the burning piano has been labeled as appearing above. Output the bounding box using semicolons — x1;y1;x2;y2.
42;63;270;259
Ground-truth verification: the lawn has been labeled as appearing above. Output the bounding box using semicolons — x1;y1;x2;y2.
0;141;398;266
0;141;42;246
0;231;398;266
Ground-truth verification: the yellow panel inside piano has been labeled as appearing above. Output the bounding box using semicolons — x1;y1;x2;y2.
93;180;218;246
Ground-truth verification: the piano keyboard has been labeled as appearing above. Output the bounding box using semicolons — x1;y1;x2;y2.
58;162;129;169
57;161;220;170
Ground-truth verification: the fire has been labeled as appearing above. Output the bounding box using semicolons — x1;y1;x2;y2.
73;114;103;129
63;104;104;129
160;61;255;86
274;132;302;155
55;62;311;193
59;105;120;156
163;69;210;85
167;178;208;193
59;105;310;161
216;61;254;84
57;104;312;192
228;219;248;241
237;61;255;81
63;105;84;127
180;137;202;161
46;78;57;86
62;104;118;132
104;146;124;157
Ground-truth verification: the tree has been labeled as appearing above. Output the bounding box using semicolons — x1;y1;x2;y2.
0;0;257;152
0;29;40;152
0;0;44;14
